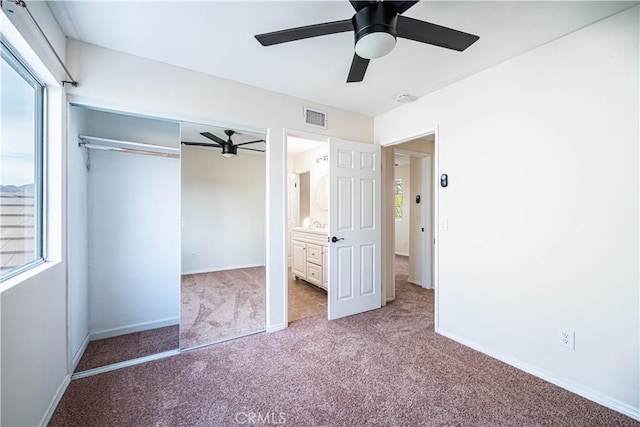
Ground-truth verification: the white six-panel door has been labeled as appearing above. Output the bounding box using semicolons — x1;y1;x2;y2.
328;138;381;320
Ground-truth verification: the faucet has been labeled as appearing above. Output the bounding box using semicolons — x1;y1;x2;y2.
312;221;322;228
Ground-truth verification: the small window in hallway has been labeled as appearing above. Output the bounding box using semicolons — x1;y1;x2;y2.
394;179;403;220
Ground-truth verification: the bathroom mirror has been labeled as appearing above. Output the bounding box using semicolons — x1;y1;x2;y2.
315;174;329;211
180;121;266;349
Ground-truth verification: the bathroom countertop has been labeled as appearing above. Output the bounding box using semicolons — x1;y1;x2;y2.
290;227;328;236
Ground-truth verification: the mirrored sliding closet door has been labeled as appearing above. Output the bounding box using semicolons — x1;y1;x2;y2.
179;122;266;349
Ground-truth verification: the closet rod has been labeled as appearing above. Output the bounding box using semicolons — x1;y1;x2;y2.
78;135;180;159
80;143;180;159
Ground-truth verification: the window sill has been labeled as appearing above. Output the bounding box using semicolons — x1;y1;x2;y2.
0;260;61;293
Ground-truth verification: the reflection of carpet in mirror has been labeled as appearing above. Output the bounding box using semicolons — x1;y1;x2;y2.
180;267;266;349
75;325;179;372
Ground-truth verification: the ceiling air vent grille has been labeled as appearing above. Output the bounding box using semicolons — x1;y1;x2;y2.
303;107;327;129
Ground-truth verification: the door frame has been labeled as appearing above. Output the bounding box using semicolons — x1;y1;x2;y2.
380;127;440;329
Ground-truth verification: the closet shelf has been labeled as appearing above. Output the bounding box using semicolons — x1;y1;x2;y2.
78;135;180;159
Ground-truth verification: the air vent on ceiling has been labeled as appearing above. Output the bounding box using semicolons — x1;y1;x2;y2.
303;107;327;129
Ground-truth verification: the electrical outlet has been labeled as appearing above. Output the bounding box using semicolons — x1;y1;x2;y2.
559;330;575;350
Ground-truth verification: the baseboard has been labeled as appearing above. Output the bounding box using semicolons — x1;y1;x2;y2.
182;263;265;275
436;327;640;421
267;322;287;333
39;373;71;427
90;316;179;341
71;333;90;371
408;277;423;287
395;252;409;257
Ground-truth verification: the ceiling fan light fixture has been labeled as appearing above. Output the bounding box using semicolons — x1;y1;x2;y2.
255;0;480;84
355;31;396;59
352;2;399;59
221;144;237;158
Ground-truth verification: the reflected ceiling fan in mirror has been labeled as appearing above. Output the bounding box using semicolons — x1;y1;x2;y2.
255;0;479;83
181;130;265;158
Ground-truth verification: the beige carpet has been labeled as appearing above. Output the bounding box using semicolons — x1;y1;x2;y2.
180;267;266;349
51;261;637;426
395;254;409;279
75;325;179;372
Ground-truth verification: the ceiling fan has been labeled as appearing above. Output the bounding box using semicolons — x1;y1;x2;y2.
181;130;265;158
255;1;479;83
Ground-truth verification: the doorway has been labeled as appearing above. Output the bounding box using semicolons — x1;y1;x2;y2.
285;133;329;323
384;133;437;307
285;131;384;324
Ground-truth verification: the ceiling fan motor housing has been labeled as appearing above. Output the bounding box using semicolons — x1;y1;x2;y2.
222;144;238;157
352;3;398;59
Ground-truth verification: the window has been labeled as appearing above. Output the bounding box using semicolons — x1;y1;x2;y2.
1;39;45;281
394;179;403;220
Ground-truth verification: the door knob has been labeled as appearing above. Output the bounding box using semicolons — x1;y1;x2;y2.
331;236;344;243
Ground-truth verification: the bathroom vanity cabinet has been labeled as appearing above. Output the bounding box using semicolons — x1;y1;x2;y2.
290;228;328;290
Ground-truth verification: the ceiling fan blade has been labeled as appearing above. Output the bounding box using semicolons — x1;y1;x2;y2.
388;1;419;15
349;1;376;12
347;53;370;83
237;147;265;153
255;19;353;46
397;16;479;51
235;139;265;147
200;132;228;145
181;141;222;148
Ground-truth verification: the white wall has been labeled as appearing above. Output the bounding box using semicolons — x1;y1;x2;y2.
67;106;89;365
408;157;423;283
299;172;311;224
84;109;180;336
291;146;330;226
375;7;639;418
65;39;373;333
181;147;266;274
83;108;180;148
1;3;69;426
394;164;410;256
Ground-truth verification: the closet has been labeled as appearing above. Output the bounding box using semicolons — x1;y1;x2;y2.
67;106;269;373
68;105;181;373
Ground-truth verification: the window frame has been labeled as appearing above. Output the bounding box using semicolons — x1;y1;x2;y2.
1;37;46;282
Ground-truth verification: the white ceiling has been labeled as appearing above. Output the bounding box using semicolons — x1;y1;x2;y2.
48;1;637;116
